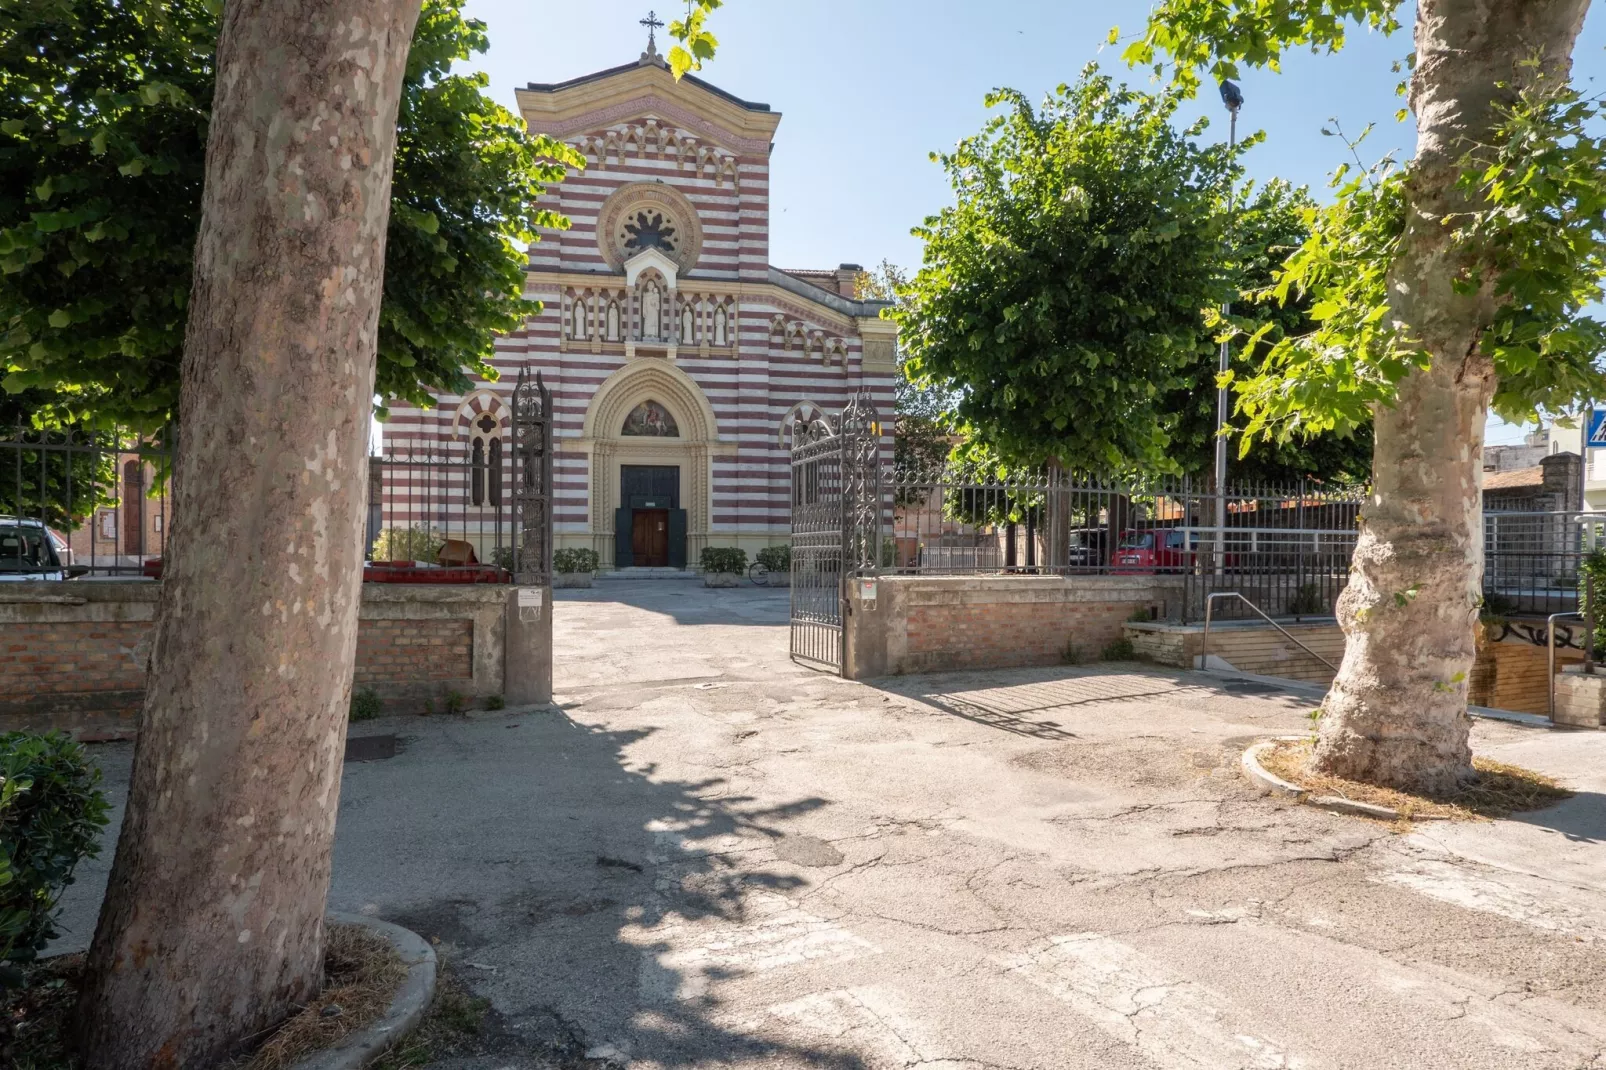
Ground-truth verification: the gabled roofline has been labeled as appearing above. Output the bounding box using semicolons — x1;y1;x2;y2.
524;64;771;113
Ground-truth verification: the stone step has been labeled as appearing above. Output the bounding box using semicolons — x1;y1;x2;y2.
597;567;700;581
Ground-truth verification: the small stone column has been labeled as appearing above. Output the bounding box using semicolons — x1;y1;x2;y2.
504;586;553;706
1553;666;1606;728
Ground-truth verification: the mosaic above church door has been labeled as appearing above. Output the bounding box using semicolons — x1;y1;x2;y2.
622;400;679;438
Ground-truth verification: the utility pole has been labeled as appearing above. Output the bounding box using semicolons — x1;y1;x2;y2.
1215;80;1243;578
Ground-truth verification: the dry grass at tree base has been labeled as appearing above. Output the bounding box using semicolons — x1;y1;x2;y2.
0;925;405;1070
1260;739;1574;821
233;923;406;1070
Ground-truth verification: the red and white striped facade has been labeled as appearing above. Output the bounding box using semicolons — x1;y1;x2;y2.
386;47;899;566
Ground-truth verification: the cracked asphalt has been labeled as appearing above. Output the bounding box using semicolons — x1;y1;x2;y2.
59;580;1606;1069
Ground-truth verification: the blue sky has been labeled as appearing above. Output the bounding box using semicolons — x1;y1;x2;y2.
461;0;1606;445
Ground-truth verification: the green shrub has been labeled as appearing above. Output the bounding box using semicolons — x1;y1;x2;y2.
700;547;747;575
0;733;110;971
554;547;600;574
350;686;382;723
1061;641;1083;666
485;694;506;711
489;546;516;571
756;545;791;573
371;524;443;564
1100;636;1137;661
444;691;468;716
1287;583;1327;616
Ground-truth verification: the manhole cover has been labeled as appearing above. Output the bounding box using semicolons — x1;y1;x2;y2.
344;734;399;762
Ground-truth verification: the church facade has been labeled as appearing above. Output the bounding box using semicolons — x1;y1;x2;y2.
386;39;899;569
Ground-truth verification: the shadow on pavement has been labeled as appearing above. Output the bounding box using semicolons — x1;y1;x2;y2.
330;709;871;1068
555;579;791;629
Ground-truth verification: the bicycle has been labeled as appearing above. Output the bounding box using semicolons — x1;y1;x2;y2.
748;560;771;586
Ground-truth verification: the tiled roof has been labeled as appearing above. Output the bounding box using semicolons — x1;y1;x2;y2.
1484;466;1544;490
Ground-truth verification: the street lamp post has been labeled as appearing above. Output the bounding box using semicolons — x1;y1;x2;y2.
1215;80;1243;578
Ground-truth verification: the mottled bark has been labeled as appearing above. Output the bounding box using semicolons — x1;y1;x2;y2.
1315;0;1591;794
75;2;421;1067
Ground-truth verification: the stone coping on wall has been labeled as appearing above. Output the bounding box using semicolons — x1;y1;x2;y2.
882;573;1184;606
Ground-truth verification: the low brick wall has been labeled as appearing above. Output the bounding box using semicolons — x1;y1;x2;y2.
0;583;510;740
843;574;1184;679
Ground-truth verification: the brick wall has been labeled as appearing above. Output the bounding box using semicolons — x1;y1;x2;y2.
844;575;1184;679
1;583;509;740
354;619;474;685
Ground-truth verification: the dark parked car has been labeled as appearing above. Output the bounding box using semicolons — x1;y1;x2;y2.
0;519;87;581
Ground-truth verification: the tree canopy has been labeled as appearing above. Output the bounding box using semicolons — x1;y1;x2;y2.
1123;1;1606;444
0;0;579;430
892;67;1371;483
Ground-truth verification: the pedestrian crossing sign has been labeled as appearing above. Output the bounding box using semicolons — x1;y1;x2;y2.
1591;409;1606;449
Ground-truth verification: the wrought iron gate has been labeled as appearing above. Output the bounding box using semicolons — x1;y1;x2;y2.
511;368;553;585
789;394;883;673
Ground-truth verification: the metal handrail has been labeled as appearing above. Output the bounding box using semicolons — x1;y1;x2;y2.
1548;611;1587;721
1201;591;1339;675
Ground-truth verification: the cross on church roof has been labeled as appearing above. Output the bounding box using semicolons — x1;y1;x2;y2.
640;10;664;50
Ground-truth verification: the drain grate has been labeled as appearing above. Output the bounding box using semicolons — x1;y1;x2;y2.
344;734;399;762
1222;682;1284;695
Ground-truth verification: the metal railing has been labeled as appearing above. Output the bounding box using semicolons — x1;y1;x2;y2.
366;439;515;570
1201;591;1340;675
0;424;174;577
882;464;1365;621
1484;510;1606;617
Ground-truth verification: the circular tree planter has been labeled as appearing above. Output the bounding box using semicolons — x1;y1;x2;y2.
703;571;740;588
288;913;437;1070
552;571;594;589
1241;738;1410;820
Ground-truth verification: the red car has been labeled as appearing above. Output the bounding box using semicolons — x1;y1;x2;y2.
1112;529;1205;573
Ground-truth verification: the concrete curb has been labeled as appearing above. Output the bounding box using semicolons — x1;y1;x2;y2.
1241;738;1441;822
291;913;438;1070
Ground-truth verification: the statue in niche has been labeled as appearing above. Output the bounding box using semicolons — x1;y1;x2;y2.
642;284;662;341
622;400;680;438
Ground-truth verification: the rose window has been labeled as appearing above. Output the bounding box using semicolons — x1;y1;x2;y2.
621;210;678;255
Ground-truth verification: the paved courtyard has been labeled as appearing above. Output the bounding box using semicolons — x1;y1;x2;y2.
62;580;1606;1069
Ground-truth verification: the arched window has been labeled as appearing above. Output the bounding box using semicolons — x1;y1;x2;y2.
606;301;621;341
471;438;486;506
681;305;695;344
488;438;503;507
571;298;588;341
713;305;728;347
468;412;499;508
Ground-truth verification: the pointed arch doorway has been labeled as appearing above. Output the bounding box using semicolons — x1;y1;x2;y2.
579;361;726;569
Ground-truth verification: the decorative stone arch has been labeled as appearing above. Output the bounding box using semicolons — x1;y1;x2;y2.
581;361;725;567
777;400;828;449
450;389;509;439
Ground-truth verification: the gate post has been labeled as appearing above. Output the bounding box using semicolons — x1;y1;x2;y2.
839;392;883;576
507;369;554;705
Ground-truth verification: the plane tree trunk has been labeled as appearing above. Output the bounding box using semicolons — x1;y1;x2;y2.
74;1;421;1066
1314;0;1591;794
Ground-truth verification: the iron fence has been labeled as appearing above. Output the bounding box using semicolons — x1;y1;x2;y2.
0;425;174;577
1483;510;1606;618
367;438;515;570
881;464;1365;622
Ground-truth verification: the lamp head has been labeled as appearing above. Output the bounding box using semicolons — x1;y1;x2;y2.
1219;79;1244;113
